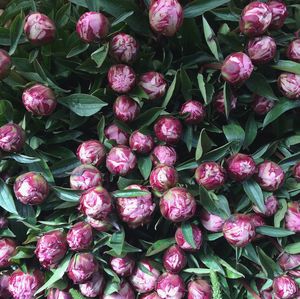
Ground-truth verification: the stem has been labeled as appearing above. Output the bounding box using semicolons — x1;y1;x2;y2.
240;280;261;299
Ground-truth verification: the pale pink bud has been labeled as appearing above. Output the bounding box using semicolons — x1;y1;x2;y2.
0;238;16;268
187;279;212;299
79;271;105;298
104;124;129;145
0;49;11;79
213;91;237;115
110;255;135;277
163;245;187;274
0;275;10;298
279;253;300;271
287;39;300;63
76;140;106;167
156;273;185;299
180;100;206;124
103;280;135;299
285;202;300;232
278;73;300;99
253;195;279;217
86;216;112;232
113;96;140;122
47;289;72;299
67;222;93;251
267;0;288;30
200;210;225;233
294;162;300;182
0;123;26;153
138;72;167;100
154;116;182;145
150;165;178;192
151;145;177;167
129;131;154;154
252;95;275;115
175;224;202;251
273;275;298;299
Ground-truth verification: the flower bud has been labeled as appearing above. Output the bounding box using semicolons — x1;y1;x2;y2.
195;162;226;190
239;2;272;37
287;39;300;63
152;145;177;167
76;140;106;167
0;49;11;79
149;0;183;37
213;91;237;115
156;273;185;299
260;290;273;299
13;172;49;205
273;275;298;299
222;214;255;247
47;289;72;299
175;224;202;251
253;195;279;217
113;96;140;122
138;72;167;100
163;245;187;274
106;146;137;176
160;187;196;223
267;0;288;30
108;64;136;94
70;164;102;191
129;131;154;154
110;255;135;277
180;100;206;124
79;271;105;298
140;292;162;299
294;162;300;182
67;253;98;284
105;124;129;145
67;222;93;251
103;280;135;299
278;73;300;99
109;33;139;64
279;253;300;271
252;95;275;115
150;165;178;193
200;210;225;233
79;186;112;220
0;275;10;298
0;216;8;229
154;116;182;145
250;213;266;240
86;216;112;232
22;84;56;116
221;52;254;85
187;279;212;299
255;161;285;191
0;123;26;153
129;259;160;293
116;184;155;228
76;12;109;43
285;202;300;232
0;238;16;268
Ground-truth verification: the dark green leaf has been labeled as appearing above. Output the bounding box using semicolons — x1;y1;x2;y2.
162;72;177;108
256;226;295;237
138;156;152;180
182;222;196;249
285;242;300;254
223;123;245;153
184;0;230;18
242;180;265;214
52;187;81;202
0;178;17;214
196;129;213;160
146;238;175;256
271;60;300;75
112;11;134;26
112;189;150;198
134;107;164;128
66;43;89;58
91;43;109;67
9;11;25;55
110;229;125;256
257;247;282;279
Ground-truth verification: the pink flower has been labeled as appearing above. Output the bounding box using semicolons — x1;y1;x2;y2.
255;161;285;191
213;91;237;115
187;279;212;299
113;96;140;122
140;292;162;299
70;164;102;191
108;64;136;94
253;195;279;217
267;0;288;30
252;95;275;115
149;0;183;37
160;187;196;222
221;52;254;85
278;73;300;99
250;214;265;240
0;123;26;153
195;162;226;190
0;49;11;79
287;39;300;63
109;33;139;64
222;214;256;247
76;12;109;43
76;140;106;167
129;131;154;154
273;275;298;299
103;280;135;299
116;184;155;228
163;245;187;274
151;145;177;167
150;165;178;192
110;255;135;277
180;100;206;124
47;289;72;299
239;2;272;37
67;222;93;251
13;172;49;205
154;116;182;145
106;145;137;176
279;253;300;271
0;238;16;268
79;271;105;298
79;186;112;220
24;13;56;45
285;202;300;232
200;210;225;233
156;273;185;299
0;275;10;298
86;216;112;232
104;124;129;145
293;162;300;182
67;253;98;284
129;259;160;293
138;72;167;100
175;224;202;251
35;230;67;269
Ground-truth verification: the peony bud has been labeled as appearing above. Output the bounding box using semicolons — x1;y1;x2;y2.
151;145;177;167
260;290;273;299
86;216;112;232
294;162;300;182
267;0;288;30
250;213;266;241
138;72;167;100
106;145;137;176
110;255;135;277
221;52;254;85
273;275;298;299
279;253;300;271
129;131;154;154
253;195;279;217
113;96;140;122
47;289;72;299
107;64;136;94
247;36;277;64
160;187;196;222
0;49;11;79
278;73;300;99
150;165;178;193
180;100;206;124
104;124;129;145
239;2;272;37
79;271;105;298
156;273;185;299
76;12;109;43
149;0;183;37
285;202;300;232
187;279;212;299
109;33;139;64
175;224;202;251
195;162;226;190
154;116;182;145
67;222;93;251
70;164;102;191
79;186;112;220
222;214;255;247
252;95;275;115
287;39;300;63
116;184;155;228
103;280;135;299
163;245;187;274
200;210;225;233
0;123;26;153
22;84;57;116
140;292;162;299
0;216;8;229
0;238;16;268
67;253;98;284
129;259;160;293
226;153;256;181
13;172;49;205
76;140;106;167
213;91;237;115
255;161;285;191
0;275;10;298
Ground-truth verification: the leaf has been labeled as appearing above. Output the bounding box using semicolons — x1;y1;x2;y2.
0;178;17;214
271;60;300;75
256;226;295;237
201;142;232;162
181;222;196;249
69;289;87;299
112;189;150;198
55;2;71;27
112;11;134;26
97;115;105;142
91;43;109;67
210;271;223;299
223;82;231;119
223;123;245;153
243;114;257;148
66;43;89;58
134;107;164;128
274;199;287;228
285;242;300;254
146;238;175;256
9;11;25;55
180;68;192;99
162;72;177;108
217;257;244;278
257;247;282;279
197;74;214;105
110;229;125;256
0;100;13;126
51;158;81;178
202;16;220;61
184;268;211;275
52;187;81;202
5;154;40;164
242;180;265;214
138;156;152;180
184;0;230;18
196;129;213;160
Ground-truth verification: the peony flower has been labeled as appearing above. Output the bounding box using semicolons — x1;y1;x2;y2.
104;124;129;145
213;91;237;115
253;195;279;217
13;172;49;205
199;210;225;233
179;100;206;124
0;49;11;79
140;292;162;299
156;273;185;299
79;271;105;298
287;39;300;63
163;245;187;274
138;72;167;100
103;280;135;299
154;116;182;145
110;255;135;277
47;289;72;299
273;275;298;299
67;222;93;251
76;140;106;167
279;252;300;271
250;213;266;240
0;238;16;268
293;162;300;182
252;95;275;116
151;145;177;167
267;0;288;29
129;131;154;154
175;224;202;251
113;95;140;122
0;123;26;153
86;216;112;232
160;187;196;222
187;279;212;299
150;164;178;193
0;275;10;298
285;202;300;232
278;73;300;99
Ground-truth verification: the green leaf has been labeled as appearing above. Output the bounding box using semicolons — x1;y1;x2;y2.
256;226;295;237
210;271;223;299
0;100;13;126
55;2;71;27
243;114;257;148
242;180;265;214
97;115;106;142
111;11;134;26
66;43;89;58
202;16;220;60
217;257;244;278
112;189;150;198
257;247;282;279
110;229;125;256
197;74;214;105
138;156;152;180
51;158;81;178
285;242;300;254
146;238;175;256
91;43;109;67
69;289;87;299
181;222;196;249
271;60;300;75
9;11;25;55
134;107;164;129
52;187;81;202
201;142;232;162
184;268;211;275
223;82;231;119
0;178;17;214
223;123;245;153
162;72;177;108
274;199;287;228
5;154;40;164
196;129;213;161
184;0;230;18
180;68;192;99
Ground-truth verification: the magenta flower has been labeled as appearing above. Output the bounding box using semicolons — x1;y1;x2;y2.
152;145;177;167
86;216;112;232
252;95;275;116
285;202;300;232
154;116;182;145
253;195;279;217
47;289;72;299
67;222;93;251
175;224;202;251
213;91;237;115
113;95;140;122
0;123;26;153
129;131;154;154
278;73;300;99
79;271;105;298
138;72;167;100
279;253;300;271
0;49;11;79
110;255;135;277
293;162;300;182
200;210;225;233
187;279;212;299
250;214;266;240
180;100;206;124
163;245;187;274
273;275;298;299
76;140;106;167
104;124;129;145
287;39;300;63
150;165;178;193
0;275;10;298
0;238;16;268
267;0;288;29
156;273;185;299
103;280;135;299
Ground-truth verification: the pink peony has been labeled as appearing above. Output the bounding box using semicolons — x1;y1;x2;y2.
0;123;26;153
163;245;187;274
285;202;300;232
287;39;300;63
47;289;72;299
86;216;112;232
252;95;275;116
187;279;212;299
154;116;182;145
273;275;298;299
293;162;300;182
0;49;11;79
150;165;178;193
180;100;206;124
0;275;10;298
213;91;237;115
156;273;185;299
278;73;300;99
151;145;177;167
113;95;140;123
129;131;154;154
200;210;225;233
110;255;135;277
67;222;93;251
138;72;167;100
267;0;288;29
279;253;300;271
253;195;279;217
79;271;105;298
175;224;202;251
104;124;129;145
0;238;16;268
103;280;135;299
76;140;106;167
